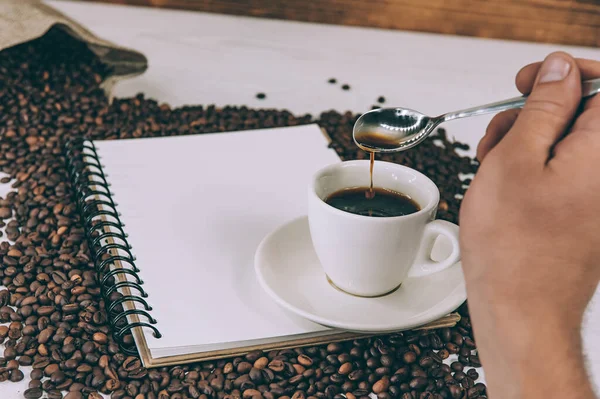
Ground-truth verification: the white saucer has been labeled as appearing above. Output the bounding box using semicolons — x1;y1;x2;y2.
254;216;467;333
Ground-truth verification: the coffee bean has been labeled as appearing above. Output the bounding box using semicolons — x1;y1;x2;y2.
269;360;286;373
454;371;467;382
92;332;107;344
326;354;339;366
399;383;410;394
429;368;444;379
0;208;12;219
30;367;43;380
324;343;341;354
292;392;306;399
125;361;144;377
437;350;449;360
62;304;79;314
255;357;269;370
298;355;313;367
51;370;66;384
466;369;479;380
348;348;362;359
22;326;36;337
459;348;471;357
81;342;95;356
467;387;480;398
464;337;476;349
440;329;452;343
36;306;55;316
411;369;427;379
243;388;263;399
334;362;350;375
372;377;390;393
448;385;463;399
393;366;409;379
106;379;121;391
239;362;253;374
402;352;417;364
47;390;63;399
291;364;306;376
85;353;99;364
250;368;264;383
375;367;390;376
429;335;443;350
105;366;119;381
348;369;364;382
473;382;486;395
418;357;433;368
379;355;393;368
330;373;344;385
10;369;24;382
62;344;76;355
6;359;18;370
357;381;370;391
461;376;474;390
366;357;380;369
24;387;43;399
451;334;463;347
408;344;421;357
450;362;463;372
8;328;20;340
70;383;85;392
4;347;16;360
409;377;427;390
445;343;459;354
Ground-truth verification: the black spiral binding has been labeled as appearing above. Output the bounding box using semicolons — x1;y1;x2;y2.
65;138;162;356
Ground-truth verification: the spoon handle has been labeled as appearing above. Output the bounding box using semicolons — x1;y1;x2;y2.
442;77;600;122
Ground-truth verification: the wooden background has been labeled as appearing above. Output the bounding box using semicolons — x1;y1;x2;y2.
71;0;599;48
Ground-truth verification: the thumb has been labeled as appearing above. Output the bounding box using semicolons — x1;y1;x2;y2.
502;52;582;162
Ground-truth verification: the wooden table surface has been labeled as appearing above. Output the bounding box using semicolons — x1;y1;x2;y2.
69;0;600;47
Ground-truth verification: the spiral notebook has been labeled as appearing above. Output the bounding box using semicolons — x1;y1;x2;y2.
64;124;460;368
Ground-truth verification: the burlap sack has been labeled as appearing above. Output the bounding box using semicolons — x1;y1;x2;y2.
0;0;147;98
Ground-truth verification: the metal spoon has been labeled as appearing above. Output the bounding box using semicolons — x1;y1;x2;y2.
353;77;600;153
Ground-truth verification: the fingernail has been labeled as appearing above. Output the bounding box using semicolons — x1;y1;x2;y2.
538;54;571;83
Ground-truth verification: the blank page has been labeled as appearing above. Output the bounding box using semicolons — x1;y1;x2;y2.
93;124;342;356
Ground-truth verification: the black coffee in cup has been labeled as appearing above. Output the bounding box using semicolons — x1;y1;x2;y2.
324;187;420;217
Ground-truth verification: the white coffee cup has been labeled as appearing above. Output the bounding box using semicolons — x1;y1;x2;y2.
308;160;461;297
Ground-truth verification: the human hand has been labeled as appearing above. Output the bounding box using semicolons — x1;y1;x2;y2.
459;52;600;399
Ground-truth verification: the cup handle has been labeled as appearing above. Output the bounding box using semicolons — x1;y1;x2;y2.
407;220;461;278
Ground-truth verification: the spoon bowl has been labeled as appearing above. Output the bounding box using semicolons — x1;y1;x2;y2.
353;107;437;153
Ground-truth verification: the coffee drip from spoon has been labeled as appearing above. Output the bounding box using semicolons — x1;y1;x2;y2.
353;78;600;153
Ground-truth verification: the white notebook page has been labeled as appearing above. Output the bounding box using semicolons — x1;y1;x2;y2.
93;124;342;357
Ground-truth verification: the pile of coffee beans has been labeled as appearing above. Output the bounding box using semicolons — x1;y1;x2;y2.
0;27;481;399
